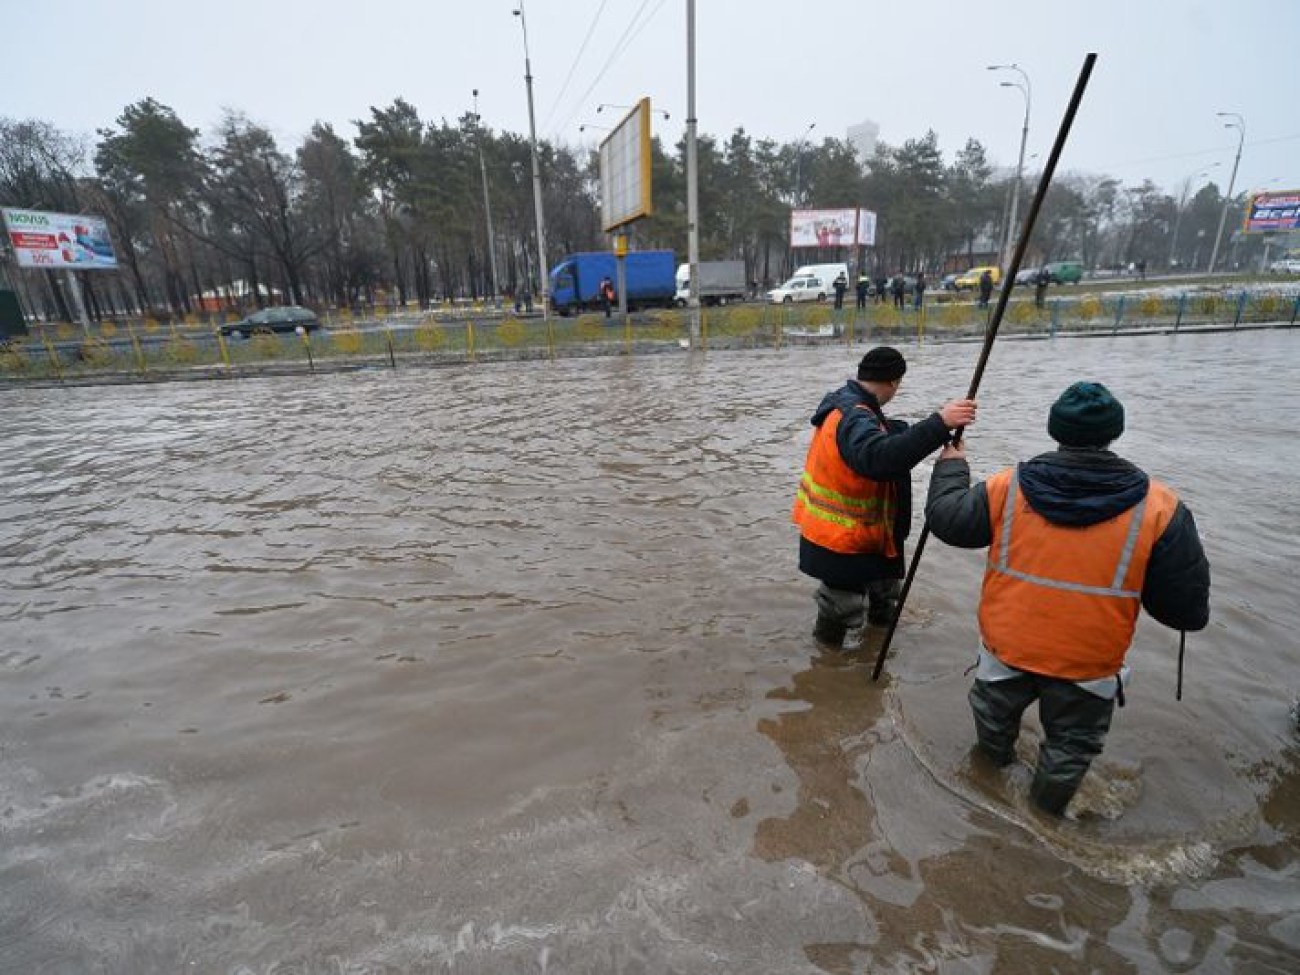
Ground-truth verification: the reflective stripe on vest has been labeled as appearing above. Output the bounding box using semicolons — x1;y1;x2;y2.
792;407;897;557
993;475;1148;598
978;467;1179;680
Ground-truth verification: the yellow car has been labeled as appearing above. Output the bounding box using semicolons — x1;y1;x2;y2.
953;266;1002;291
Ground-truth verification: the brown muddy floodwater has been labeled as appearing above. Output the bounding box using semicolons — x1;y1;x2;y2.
1;327;1297;974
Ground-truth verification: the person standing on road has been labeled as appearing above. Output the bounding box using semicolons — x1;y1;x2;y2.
914;272;927;311
978;269;994;309
890;272;906;310
833;272;849;310
793;346;978;648
924;382;1210;816
1035;267;1051;309
875;272;889;305
599;276;616;318
856;273;871;310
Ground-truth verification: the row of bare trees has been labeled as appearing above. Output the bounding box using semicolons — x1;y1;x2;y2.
0;100;1254;322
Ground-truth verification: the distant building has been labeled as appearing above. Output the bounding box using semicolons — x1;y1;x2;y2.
847;119;880;162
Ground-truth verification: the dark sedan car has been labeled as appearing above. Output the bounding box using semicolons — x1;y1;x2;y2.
219;306;320;337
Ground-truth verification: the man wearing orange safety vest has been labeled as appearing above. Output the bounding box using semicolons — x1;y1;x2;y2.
926;382;1210;816
793;346;978;647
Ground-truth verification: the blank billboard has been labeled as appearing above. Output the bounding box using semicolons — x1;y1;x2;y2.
599;99;653;232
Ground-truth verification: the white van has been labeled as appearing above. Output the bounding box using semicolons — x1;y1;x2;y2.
793;263;849;284
766;263;850;304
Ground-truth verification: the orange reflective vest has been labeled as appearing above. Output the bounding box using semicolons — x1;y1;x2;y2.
979;467;1180;680
792;407;898;558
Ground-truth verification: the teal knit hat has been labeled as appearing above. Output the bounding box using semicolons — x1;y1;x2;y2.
1048;382;1124;447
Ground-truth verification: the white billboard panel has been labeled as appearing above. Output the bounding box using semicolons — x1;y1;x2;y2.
1;207;119;269
790;207;876;247
599;98;653;232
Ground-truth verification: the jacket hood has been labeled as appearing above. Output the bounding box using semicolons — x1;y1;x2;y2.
1017;449;1149;527
811;381;879;426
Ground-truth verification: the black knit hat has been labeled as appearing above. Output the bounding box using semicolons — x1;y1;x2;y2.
857;346;907;382
1048;381;1125;447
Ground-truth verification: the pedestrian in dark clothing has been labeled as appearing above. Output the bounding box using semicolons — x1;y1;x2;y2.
1034;267;1051;309
793;346;978;648
913;272;927;311
599;277;616;318
856;274;870;310
875;274;888;305
925;381;1210;816
890;273;906;310
978;270;994;309
832;272;848;310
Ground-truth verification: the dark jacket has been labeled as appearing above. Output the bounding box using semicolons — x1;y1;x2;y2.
926;448;1210;631
799;381;953;591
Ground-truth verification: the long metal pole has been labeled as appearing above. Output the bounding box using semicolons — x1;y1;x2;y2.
472;90;501;308
516;2;549;320
1207;115;1244;275
872;53;1098;682
685;0;701;346
1004;102;1029;274
991;68;1030;275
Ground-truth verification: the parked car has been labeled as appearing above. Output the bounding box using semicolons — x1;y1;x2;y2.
940;273;960;291
220;306;320;337
953;266;1002;290
767;275;830;303
1268;257;1300;274
1045;260;1084;284
1014;266;1042;286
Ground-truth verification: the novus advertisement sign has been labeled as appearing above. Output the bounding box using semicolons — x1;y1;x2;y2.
1;207;119;269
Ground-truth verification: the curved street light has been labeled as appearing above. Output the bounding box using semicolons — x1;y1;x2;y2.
470;89;501;307
1207;112;1245;275
596;103;671;121
513;1;549;319
1169;162;1219;269
988;64;1031;274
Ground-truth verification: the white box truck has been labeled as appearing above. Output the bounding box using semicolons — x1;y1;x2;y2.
674;260;748;307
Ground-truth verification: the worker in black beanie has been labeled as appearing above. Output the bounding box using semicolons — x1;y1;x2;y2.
793;346;978;648
925;381;1210;817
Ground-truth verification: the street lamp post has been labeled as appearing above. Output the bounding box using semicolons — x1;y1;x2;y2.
988;64;1031;276
1168;163;1219;270
685;0;701;347
793;122;816;206
471;90;501;308
1207;112;1245;275
513;2;549;320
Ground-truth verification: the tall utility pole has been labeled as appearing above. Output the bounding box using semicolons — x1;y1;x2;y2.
685;0;700;346
988;64;1031;275
471;89;501;308
513;2;549;319
1208;112;1245;275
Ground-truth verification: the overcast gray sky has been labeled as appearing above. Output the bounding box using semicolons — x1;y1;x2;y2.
7;0;1298;197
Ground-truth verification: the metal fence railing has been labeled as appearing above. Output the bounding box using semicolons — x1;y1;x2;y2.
3;289;1298;386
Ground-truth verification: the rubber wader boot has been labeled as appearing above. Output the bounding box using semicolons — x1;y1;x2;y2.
812;615;847;647
1029;774;1078;817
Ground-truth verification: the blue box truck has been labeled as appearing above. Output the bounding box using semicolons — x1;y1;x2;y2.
548;250;676;315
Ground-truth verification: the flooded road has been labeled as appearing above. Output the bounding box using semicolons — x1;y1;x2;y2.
1;328;1297;973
